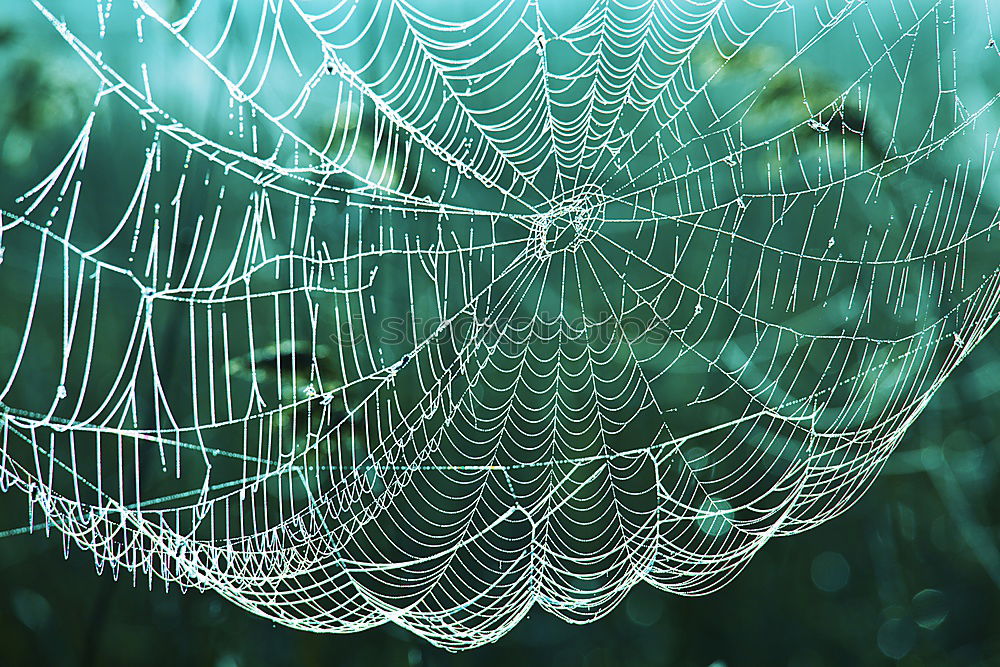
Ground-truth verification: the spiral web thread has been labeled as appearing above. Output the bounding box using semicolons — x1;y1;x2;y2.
0;0;998;649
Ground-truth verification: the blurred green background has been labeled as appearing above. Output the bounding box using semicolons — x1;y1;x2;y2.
1;2;998;665
0;335;996;666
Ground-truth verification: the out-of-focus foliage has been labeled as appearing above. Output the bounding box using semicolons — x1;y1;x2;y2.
0;336;996;666
0;2;997;665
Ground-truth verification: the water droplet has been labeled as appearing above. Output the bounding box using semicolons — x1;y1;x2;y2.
807;118;830;133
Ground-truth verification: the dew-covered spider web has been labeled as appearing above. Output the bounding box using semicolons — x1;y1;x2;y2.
0;0;999;649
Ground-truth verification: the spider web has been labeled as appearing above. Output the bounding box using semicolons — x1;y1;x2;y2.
0;0;998;649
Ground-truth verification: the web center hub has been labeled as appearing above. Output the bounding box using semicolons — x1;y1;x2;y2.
531;188;605;259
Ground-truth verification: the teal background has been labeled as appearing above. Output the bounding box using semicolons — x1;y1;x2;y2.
0;336;996;666
1;2;998;665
